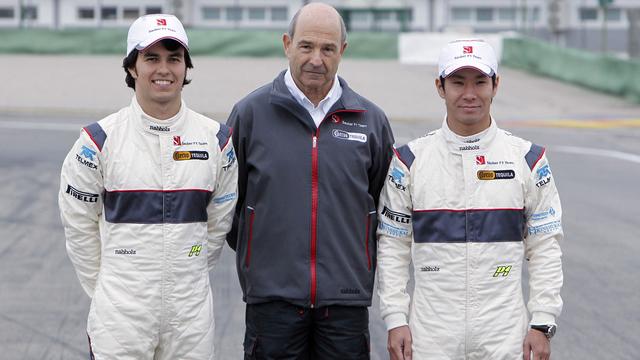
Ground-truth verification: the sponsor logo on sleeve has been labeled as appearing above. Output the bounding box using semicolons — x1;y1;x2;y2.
76;145;98;169
388;167;407;191
531;207;556;221
212;192;237;204
477;170;515;180
173;151;209;161
222;148;236;171
66;185;99;203
535;164;553;187
332;129;367;143
381;206;411;224
378;221;409;237
528;220;562;235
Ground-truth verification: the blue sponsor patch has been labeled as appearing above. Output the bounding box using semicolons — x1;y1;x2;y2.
213;192;237;204
388;167;407;191
378;221;409;237
223;149;236;171
80;145;96;161
528;220;561;235
531;207;556;221
536;164;551;180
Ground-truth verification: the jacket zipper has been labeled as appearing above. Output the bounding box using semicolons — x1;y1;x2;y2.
310;133;319;307
309;109;366;308
245;206;255;267
365;212;375;270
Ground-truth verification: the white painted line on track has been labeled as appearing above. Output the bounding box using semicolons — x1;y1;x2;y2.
0;120;81;132
552;145;640;164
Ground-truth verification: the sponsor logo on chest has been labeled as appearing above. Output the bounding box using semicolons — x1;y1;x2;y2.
332;129;367;143
173;151;209;161
477;170;515;180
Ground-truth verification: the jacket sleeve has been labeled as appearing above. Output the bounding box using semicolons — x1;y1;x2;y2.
368;113;395;206
58;129;104;298
376;148;414;331
224;104;245;251
523;149;564;326
207;124;239;270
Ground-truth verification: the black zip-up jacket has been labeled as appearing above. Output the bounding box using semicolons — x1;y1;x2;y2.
226;71;394;308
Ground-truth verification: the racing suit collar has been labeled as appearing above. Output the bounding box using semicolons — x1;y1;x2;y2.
131;96;187;135
441;115;498;154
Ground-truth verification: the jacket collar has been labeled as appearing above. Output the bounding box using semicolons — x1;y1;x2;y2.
441;115;498;155
131;96;187;135
269;70;367;129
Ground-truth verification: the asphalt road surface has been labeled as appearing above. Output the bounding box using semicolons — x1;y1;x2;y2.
1;56;639;360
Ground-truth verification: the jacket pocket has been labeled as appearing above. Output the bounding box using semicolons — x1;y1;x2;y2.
245;206;255;268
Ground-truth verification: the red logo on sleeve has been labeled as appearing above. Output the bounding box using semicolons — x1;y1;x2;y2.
157;19;167;26
463;46;473;54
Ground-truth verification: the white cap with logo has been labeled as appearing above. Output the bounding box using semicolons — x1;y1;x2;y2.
126;14;189;56
438;39;498;78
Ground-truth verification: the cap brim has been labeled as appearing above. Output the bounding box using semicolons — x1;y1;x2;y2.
441;62;494;78
135;35;189;53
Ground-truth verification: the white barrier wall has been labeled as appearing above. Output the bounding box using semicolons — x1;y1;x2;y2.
399;32;510;65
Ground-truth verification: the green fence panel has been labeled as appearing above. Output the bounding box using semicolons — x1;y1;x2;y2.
502;36;640;102
0;29;397;59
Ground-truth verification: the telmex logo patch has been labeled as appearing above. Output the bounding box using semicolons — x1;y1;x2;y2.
173;151;209;161
477;170;515;180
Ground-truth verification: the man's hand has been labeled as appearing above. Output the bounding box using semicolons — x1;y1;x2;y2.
523;329;550;360
388;325;412;360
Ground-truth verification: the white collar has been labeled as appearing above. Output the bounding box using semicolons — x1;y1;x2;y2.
441;115;498;154
284;68;341;113
131;95;186;134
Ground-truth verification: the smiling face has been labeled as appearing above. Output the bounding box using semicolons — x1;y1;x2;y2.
128;41;186;119
283;4;346;105
436;67;499;136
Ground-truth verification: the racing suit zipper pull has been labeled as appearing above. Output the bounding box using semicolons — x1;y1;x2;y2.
313;135;317;148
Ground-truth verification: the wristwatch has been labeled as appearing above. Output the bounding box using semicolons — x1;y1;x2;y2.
531;324;557;340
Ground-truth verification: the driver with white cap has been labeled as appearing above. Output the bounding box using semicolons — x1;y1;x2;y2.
59;14;238;360
376;39;564;360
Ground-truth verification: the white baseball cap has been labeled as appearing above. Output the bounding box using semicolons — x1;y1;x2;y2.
438;39;498;78
126;14;189;56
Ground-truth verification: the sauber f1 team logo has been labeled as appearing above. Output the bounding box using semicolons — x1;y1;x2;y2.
173;136;181;145
463;46;473;54
476;155;486;165
157;18;167;26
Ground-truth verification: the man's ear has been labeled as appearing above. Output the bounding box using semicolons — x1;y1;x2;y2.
128;67;138;80
435;78;445;99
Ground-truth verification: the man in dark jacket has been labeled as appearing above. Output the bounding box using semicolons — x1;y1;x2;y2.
226;3;394;359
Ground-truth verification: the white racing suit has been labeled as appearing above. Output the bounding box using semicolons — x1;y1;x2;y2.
58;97;238;360
377;119;563;359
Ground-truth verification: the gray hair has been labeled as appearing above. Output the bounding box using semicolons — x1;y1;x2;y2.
287;6;347;44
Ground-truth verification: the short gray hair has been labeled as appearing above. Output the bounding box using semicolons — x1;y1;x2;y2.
287;6;347;44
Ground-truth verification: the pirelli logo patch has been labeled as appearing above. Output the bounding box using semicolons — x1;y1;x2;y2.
173;151;209;161
477;170;515;180
66;185;99;203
